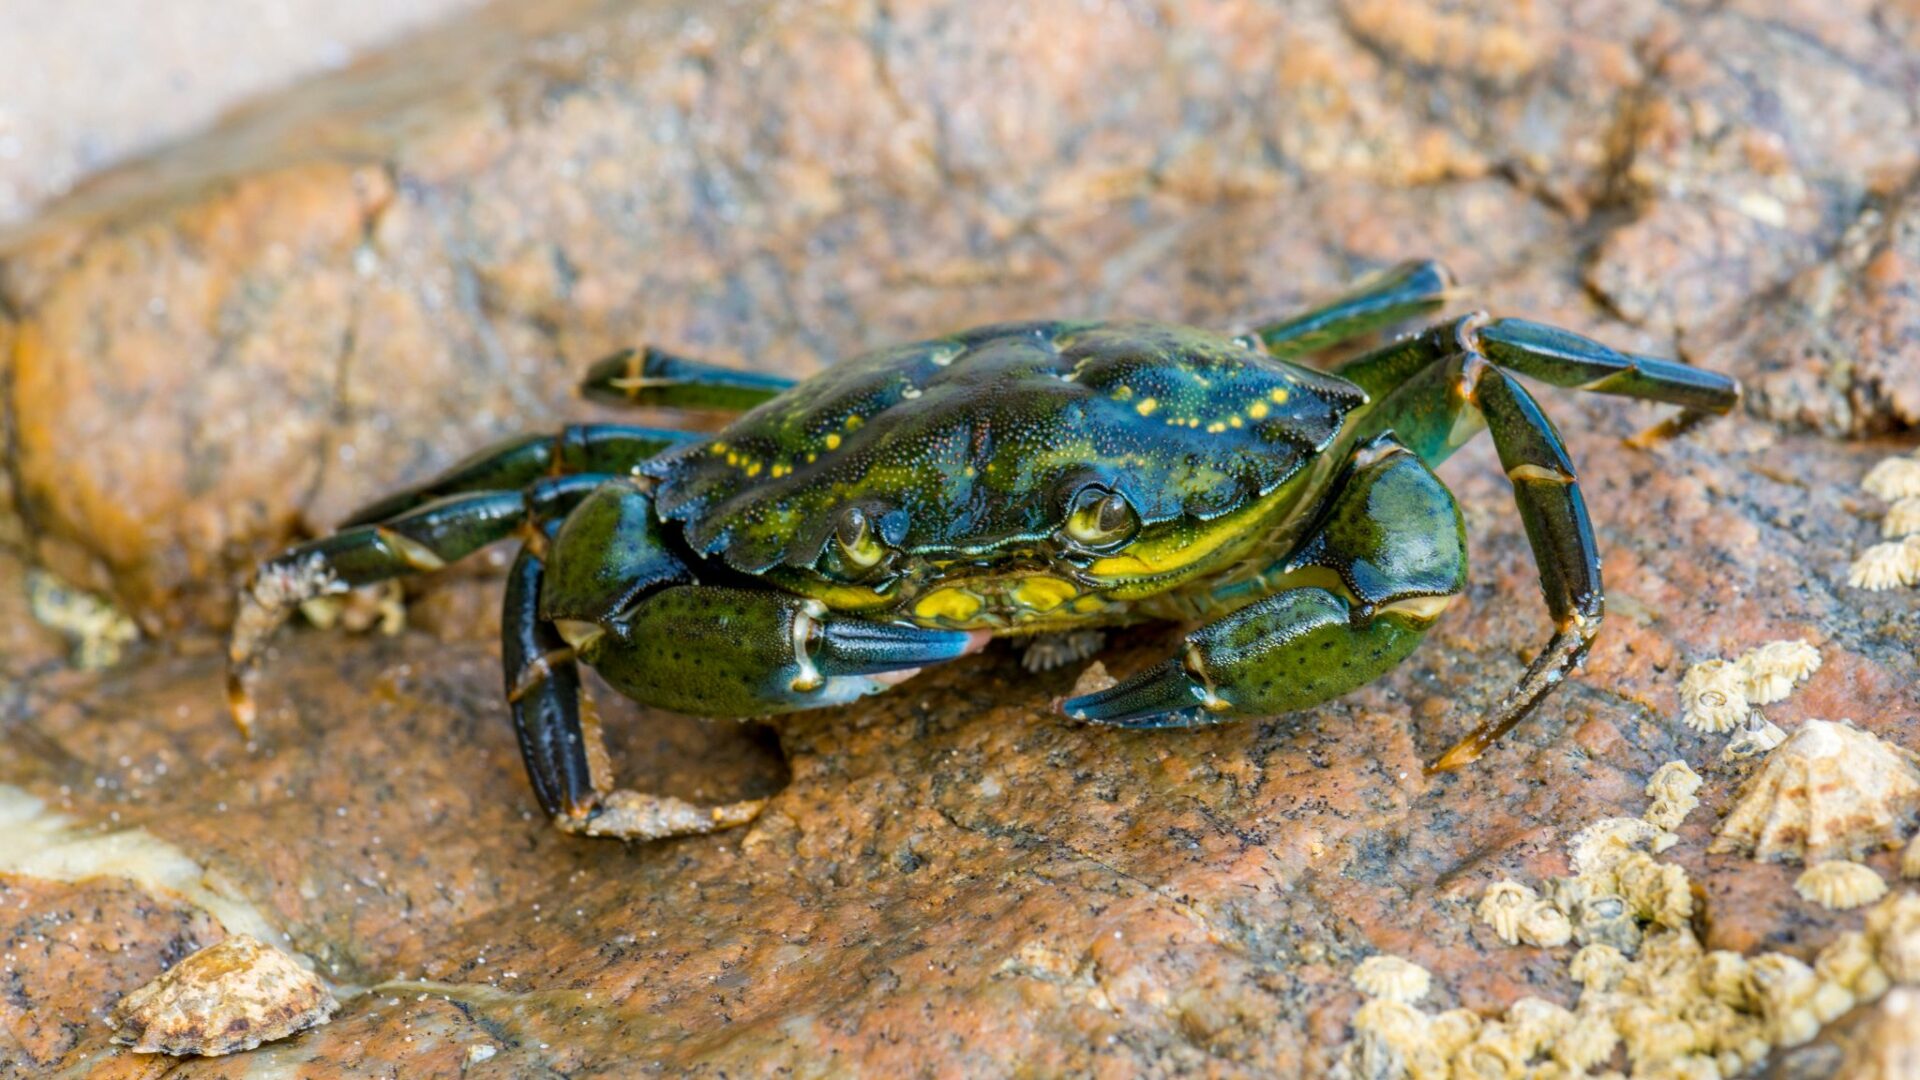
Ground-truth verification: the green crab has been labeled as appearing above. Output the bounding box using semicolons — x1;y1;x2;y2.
228;262;1738;841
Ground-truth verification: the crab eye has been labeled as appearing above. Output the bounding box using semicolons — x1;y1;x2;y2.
830;507;888;574
1063;486;1138;550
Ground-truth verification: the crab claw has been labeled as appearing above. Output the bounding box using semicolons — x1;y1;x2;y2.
1058;658;1213;728
814;621;990;677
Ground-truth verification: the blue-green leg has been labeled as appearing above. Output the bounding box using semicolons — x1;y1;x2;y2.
228;474;606;734
1061;436;1465;728
580;346;796;411
506;478;984;840
1251;260;1454;359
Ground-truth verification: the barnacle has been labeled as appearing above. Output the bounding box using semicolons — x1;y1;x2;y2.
1678;659;1749;732
1795;861;1888;911
1816;931;1893;1002
1518;900;1574;948
1352;954;1432;1003
1864;891;1920;983
1616;1002;1696;1066
1571;817;1677;880
1848;537;1920;591
1645;760;1704;831
1451;1021;1528;1078
1348;998;1445;1080
1504;996;1573;1055
1427;1008;1481;1058
1615;851;1693;928
1836;986;1920;1080
1570;944;1628;991
1862;455;1920;500
1721;717;1786;762
109;935;338;1056
1883;496;1920;538
1549;1008;1618;1071
1734;640;1821;705
1906;833;1920;880
1746;952;1822;1048
1478;880;1538;946
1698;951;1751;1007
1543;874;1595;916
1709;719;1920;863
1573;893;1643;955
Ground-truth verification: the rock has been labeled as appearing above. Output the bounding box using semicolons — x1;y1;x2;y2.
1;0;1918;1076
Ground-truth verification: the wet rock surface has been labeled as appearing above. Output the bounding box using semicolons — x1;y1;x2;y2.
1;0;1918;1076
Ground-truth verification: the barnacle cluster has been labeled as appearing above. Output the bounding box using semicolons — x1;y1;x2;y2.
1709;719;1920;864
1676;639;1820;737
1342;748;1920;1079
1850;450;1920;591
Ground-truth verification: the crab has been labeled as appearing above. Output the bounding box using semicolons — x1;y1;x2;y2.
228;261;1739;841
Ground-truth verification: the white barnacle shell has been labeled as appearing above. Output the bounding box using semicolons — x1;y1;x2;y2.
1721;717;1787;762
1518;900;1575;948
1709;720;1920;863
1348;998;1445;1080
1836;986;1920;1080
1734;640;1821;705
1615;852;1694;929
1848;537;1920;591
109;935;337;1056
1817;930;1893;1002
1697;951;1751;1007
1616;1002;1696;1068
1883;496;1920;538
1452;1020;1528;1079
1678;659;1750;733
1906;832;1920;881
1478;880;1538;946
1428;1008;1482;1057
1571;817;1678;880
1573;893;1643;955
1864;891;1920;984
1352;954;1433;1003
1808;978;1857;1024
1862;455;1920;500
1645;760;1704;831
1504;996;1574;1056
1570;943;1629;991
1549;1008;1619;1072
1797;861;1890;911
1543;875;1596;916
1747;952;1822;1047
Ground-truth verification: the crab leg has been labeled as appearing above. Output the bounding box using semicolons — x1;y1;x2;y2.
341;424;693;527
1251;259;1454;358
580;345;797;411
1062;436;1464;728
227;474;607;736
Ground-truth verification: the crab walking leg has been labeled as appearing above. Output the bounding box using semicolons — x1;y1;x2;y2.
342;424;693;527
579;345;797;411
526;585;984;840
227;474;608;735
1251;260;1454;359
1062;436;1465;728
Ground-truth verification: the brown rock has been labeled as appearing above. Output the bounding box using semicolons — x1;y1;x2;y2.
1;0;1918;1076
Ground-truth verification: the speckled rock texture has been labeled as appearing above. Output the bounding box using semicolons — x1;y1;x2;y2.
1;0;1918;1076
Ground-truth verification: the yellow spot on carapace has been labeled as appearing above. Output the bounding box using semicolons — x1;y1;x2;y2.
1011;576;1079;613
1070;595;1106;614
913;588;983;623
806;453;818;463
1206;422;1227;434
745;461;763;477
1247;401;1270;420
825;433;843;450
844;415;864;430
1136;398;1159;416
1112;386;1134;401
964;466;976;477
771;463;790;478
711;441;728;453
1229;416;1243;428
1269;388;1290;405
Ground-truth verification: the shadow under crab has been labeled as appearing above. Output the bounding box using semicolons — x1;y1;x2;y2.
227;260;1739;841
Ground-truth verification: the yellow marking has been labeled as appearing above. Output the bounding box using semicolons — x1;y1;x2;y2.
746;461;763;477
1070;595;1107;614
807;453;818;463
1229;416;1243;428
844;415;864;430
1508;463;1574;484
1112;386;1134;401
771;463;790;478
1087;483;1295;581
726;452;741;466
825;433;842;450
963;466;976;477
913;588;983;623
711;441;728;453
1380;594;1457;622
1187;418;1201;428
1248;401;1269;420
1206;422;1226;434
1136;398;1159;416
1010;576;1079;613
1270;388;1290;404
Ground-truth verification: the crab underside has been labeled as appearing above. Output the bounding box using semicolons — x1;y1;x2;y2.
228;260;1739;841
